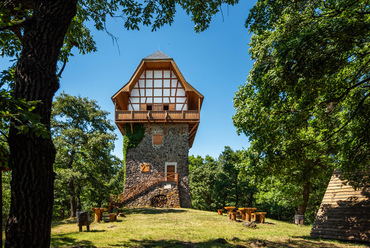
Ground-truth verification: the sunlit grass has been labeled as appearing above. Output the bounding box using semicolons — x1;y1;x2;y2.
50;208;367;247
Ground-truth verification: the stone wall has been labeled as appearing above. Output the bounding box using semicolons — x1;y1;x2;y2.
125;123;191;208
124;182;181;208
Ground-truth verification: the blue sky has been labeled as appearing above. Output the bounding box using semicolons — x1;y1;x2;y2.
2;1;256;160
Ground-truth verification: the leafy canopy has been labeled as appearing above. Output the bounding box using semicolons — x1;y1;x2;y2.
234;0;370;188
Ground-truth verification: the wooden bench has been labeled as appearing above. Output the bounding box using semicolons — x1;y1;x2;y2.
251;212;267;223
109;213;117;222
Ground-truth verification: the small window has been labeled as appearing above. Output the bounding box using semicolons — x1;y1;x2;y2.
147;105;152;110
153;134;163;145
140;163;150;173
163;105;169;111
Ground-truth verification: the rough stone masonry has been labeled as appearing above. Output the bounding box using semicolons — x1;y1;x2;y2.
125;123;191;208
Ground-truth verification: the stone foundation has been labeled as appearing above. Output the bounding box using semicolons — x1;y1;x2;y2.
125;123;191;208
125;182;181;208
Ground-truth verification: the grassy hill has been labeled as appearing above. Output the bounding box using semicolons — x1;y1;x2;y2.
50;208;366;247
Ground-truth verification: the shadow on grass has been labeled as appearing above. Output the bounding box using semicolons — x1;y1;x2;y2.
124;207;187;215
103;237;367;248
51;218;78;228
294;235;370;247
51;234;96;248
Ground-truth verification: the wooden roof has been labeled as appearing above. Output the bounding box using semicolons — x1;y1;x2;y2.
111;51;204;109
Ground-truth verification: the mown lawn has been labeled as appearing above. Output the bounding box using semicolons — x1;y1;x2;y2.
50;208;367;247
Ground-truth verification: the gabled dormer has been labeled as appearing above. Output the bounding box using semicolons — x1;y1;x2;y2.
111;51;204;147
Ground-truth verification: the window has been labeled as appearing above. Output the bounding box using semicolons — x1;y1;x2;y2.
163;105;169;111
147;105;152;110
152;134;163;145
140;163;150;173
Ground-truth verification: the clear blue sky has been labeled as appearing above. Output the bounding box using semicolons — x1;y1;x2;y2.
3;1;256;160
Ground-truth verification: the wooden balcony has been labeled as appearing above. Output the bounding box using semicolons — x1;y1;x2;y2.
114;110;200;148
115;110;200;123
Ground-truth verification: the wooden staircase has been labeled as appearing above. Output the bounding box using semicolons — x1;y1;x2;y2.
110;172;178;207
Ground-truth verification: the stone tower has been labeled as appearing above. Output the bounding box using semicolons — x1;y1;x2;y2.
111;51;203;208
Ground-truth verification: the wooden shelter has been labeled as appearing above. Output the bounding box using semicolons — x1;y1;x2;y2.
111;51;203;148
311;169;370;242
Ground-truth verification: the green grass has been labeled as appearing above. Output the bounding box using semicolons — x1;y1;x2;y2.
50;208;367;247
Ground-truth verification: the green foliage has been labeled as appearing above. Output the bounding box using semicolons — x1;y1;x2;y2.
189;147;257;211
1;171;11;229
125;123;145;149
52;92;123;218
238;0;370;188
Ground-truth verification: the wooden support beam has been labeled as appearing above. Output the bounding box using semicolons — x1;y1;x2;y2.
130;123;133;134
189;122;199;136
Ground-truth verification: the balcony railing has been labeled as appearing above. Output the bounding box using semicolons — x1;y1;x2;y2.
115;110;199;122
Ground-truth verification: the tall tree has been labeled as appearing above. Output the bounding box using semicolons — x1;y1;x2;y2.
1;0;239;246
52;92;118;217
236;0;370;188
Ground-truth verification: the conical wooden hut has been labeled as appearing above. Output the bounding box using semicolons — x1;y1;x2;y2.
311;169;370;242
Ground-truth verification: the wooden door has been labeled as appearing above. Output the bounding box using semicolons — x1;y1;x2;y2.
167;165;175;181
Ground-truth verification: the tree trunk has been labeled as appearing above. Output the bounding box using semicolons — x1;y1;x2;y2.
6;1;77;247
296;182;311;215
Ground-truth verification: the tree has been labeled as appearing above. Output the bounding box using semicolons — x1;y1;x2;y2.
189;155;220;210
1;0;239;246
236;0;370;188
52;92;119;218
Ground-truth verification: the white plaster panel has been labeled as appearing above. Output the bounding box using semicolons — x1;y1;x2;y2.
154;98;162;103
170;97;175;103
177;89;185;96
139;80;145;88
171;89;176;96
171;80;177;87
146;70;153;78
154;80;162;88
183;104;188;110
146;79;153;88
154;89;162;96
164;70;170;78
154;71;162;78
147;98;152;103
177;97;186;103
176;104;183;110
131;89;139;96
163;97;169;103
164;80;170;87
140;89;145;96
163;89;170;96
146;89;153;96
132;104;139;110
130;97;139;103
140;72;145;78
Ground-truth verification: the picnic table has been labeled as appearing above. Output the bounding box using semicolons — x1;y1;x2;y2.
251;212;267;223
91;207;106;222
224;206;236;220
238;207;257;222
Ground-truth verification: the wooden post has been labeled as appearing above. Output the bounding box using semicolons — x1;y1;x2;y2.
130;122;133;134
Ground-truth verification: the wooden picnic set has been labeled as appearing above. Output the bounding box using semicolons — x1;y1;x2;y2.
219;207;267;223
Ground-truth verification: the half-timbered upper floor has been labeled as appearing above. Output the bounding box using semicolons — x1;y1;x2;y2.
111;51;204;147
